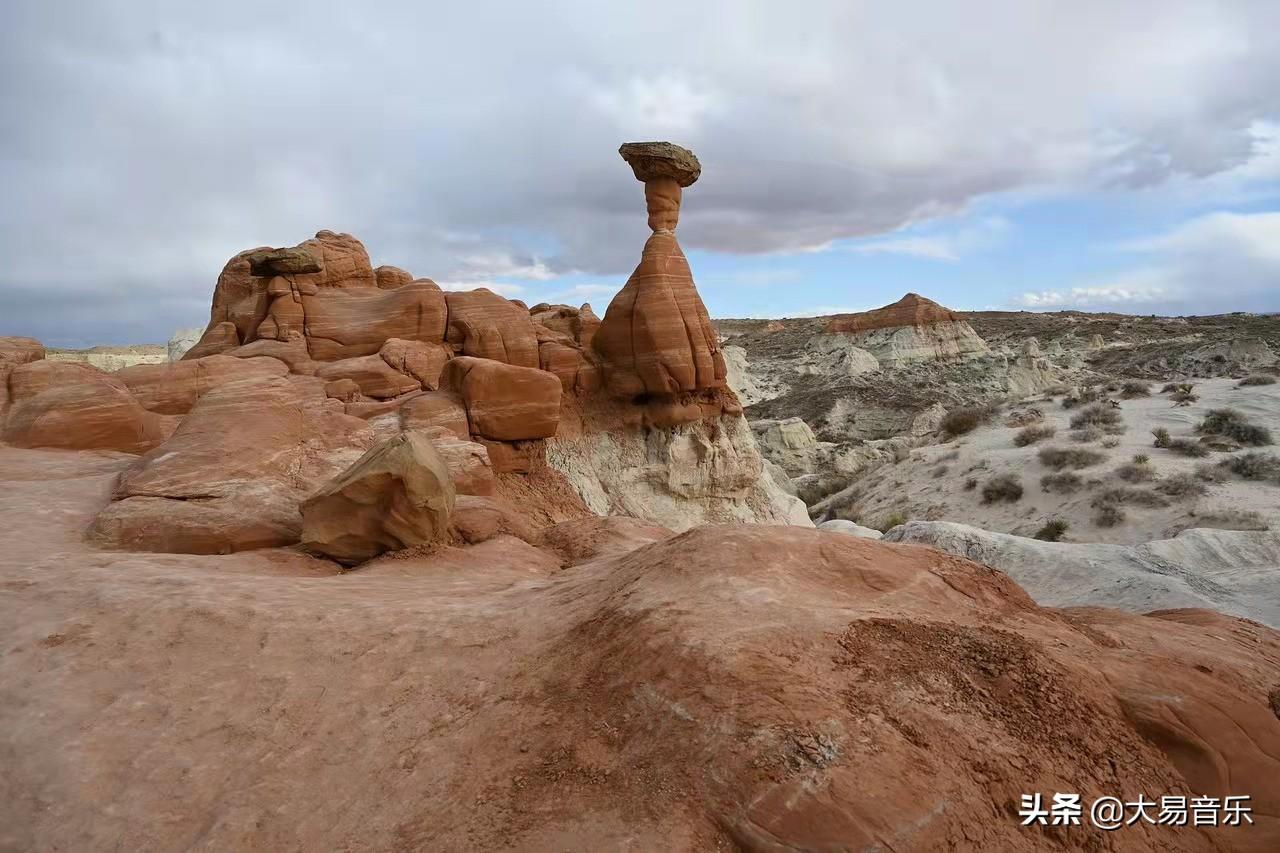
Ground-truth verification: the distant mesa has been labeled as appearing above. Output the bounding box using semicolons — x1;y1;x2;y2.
825;293;961;334
819;292;990;366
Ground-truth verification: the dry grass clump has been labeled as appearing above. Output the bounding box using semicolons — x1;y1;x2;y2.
1094;503;1126;527
1195;462;1231;483
1093;486;1171;509
1005;408;1045;427
1220;451;1280;482
877;512;908;532
1101;438;1121;449
1238;374;1277;387
1179;508;1269;532
964;477;978;491
1115;461;1157;483
1170;389;1199;406
1013;423;1057;447
1071;425;1104;443
942;404;998;436
1039;446;1107;470
1155;473;1209;498
1062;386;1105;410
1120;381;1151;398
1040;471;1084;493
1034;519;1069;542
1197;408;1272;447
981;473;1024;504
1069;403;1123;430
1152;427;1210;458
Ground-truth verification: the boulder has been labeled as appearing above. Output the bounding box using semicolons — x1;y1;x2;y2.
167;327;203;362
0;335;46;412
315;355;421;400
442;356;561;441
247;247;322;277
379;338;450;390
3;372;166;454
618;141;701;187
90;376;372;554
445;289;540;368
400;391;469;440
300;431;455;565
223;333;317;374
299;281;448;360
374;265;413;290
182;321;241;360
116;354;289;415
818;519;883;539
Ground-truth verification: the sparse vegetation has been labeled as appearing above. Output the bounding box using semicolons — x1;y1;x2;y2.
878;512;908;532
1197;408;1272;446
1013;423;1057;447
1101;438;1121;449
1005;408;1044;427
1070;403;1123;431
1039;446;1107;470
1220;451;1280;482
1153;427;1210;457
1071;425;1104;443
1156;473;1209;498
981;473;1024;504
1177;508;1269;532
942;404;998;436
932;465;949;479
1120;381;1151;398
1132;453;1150;464
1152;427;1170;447
1062;386;1105;410
1040;471;1084;493
1195;462;1231;483
1115;461;1157;483
1094;503;1126;527
795;472;854;506
1238;374;1277;387
1093;486;1171;509
1170;389;1199;406
964;477;978;491
1034;519;1070;542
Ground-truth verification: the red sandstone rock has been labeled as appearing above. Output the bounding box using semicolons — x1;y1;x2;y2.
416;427;495;496
824;292;961;333
314;354;422;400
441;356;561;441
592;144;726;400
400;391;470;439
0;336;45;412
116;354;288;415
3;376;166;454
374;265;413;290
379;338;450;390
299;281;447;360
223;333;317;374
182;320;241;360
445;289;539;368
90;377;372;554
300;431;455;565
293;230;376;290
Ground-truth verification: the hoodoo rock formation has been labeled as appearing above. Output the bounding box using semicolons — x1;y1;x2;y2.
592;142;728;402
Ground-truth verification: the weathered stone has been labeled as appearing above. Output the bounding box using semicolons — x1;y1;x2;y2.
442;356;561;441
247;247;322;277
619;141;701;187
300;432;455;566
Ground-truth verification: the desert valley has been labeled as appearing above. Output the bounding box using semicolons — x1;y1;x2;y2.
0;138;1278;852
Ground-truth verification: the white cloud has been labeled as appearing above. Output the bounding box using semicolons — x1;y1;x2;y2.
1015;211;1280;313
848;216;1011;261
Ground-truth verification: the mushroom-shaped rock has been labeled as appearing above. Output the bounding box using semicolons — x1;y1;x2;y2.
441;356;561;441
300;431;456;566
592;142;725;399
247;247;323;277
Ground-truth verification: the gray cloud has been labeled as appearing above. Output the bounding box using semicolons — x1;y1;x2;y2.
3;0;1280;344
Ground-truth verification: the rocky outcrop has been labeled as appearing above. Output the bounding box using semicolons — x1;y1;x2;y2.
117;354;289;415
300;431;455;565
592;142;726;402
2;362;168;454
90;377;372;554
442;356;561;441
885;520;1280;627
822;293;990;365
445;289;539;368
818;519;883;539
167;327;203;362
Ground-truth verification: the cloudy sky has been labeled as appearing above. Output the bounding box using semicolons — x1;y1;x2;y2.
3;1;1280;347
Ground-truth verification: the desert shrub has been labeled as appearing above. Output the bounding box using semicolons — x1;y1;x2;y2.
1013;424;1057;447
1005;408;1045;427
1220;451;1280;482
1160;383;1179;394
1094;504;1126;527
981;473;1024;504
1070;403;1123;430
1238;374;1277;387
1178;508;1269;532
1039;446;1107;470
1071;425;1104;443
795;473;853;506
942;404;997;436
1170;390;1199;406
1132;453;1150;464
878;512;908;532
1062;386;1104;409
1034;519;1070;542
1115;462;1156;483
1195;462;1232;483
964;477;978;491
1156;473;1209;498
1120;381;1151;398
1101;438;1121;449
1040;471;1084;493
1152;427;1171;448
932;465;949;478
1169;438;1210;458
1093;486;1171;509
1197;408;1272;446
